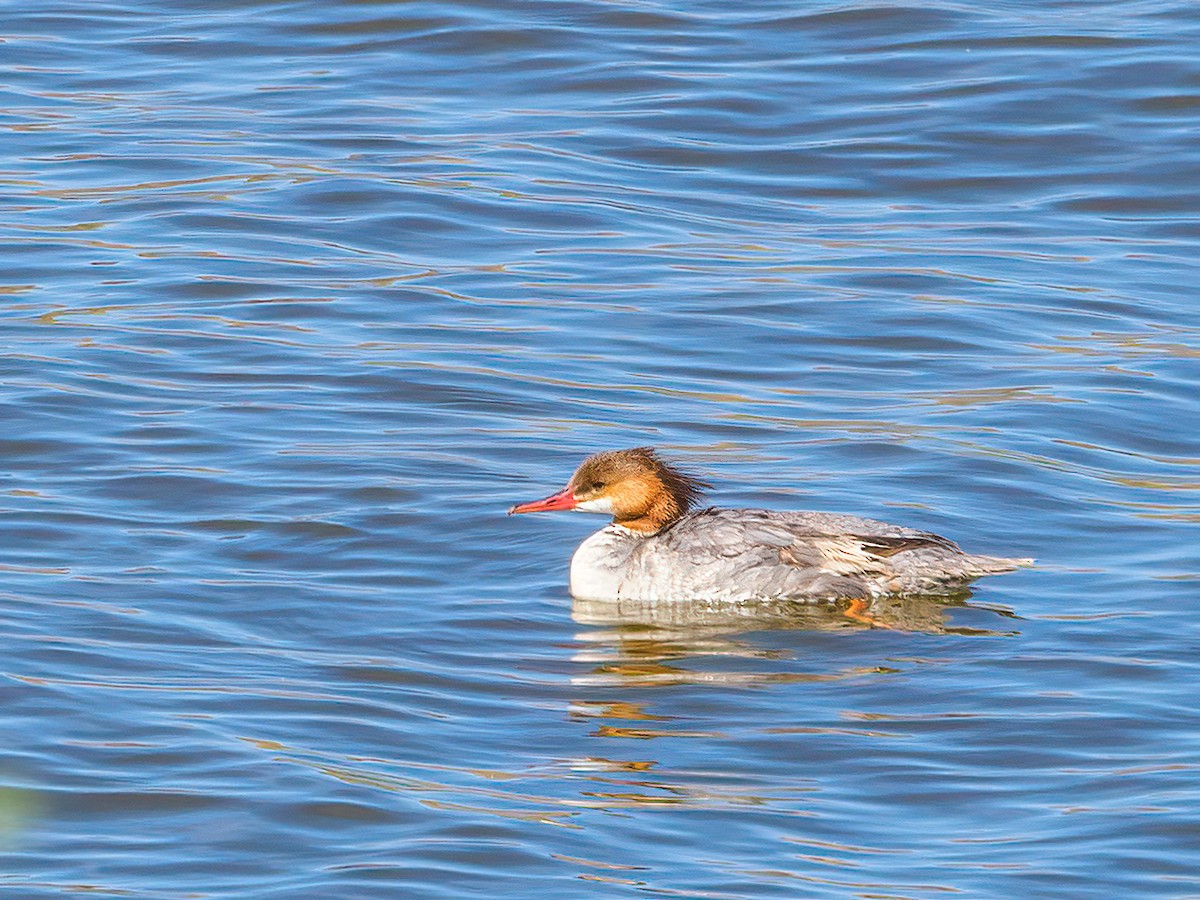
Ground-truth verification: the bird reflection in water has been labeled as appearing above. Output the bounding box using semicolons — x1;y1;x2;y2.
569;591;1019;691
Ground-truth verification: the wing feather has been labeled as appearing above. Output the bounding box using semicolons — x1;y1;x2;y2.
786;534;956;577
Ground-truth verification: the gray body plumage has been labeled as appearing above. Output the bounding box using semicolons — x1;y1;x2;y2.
568;507;1029;603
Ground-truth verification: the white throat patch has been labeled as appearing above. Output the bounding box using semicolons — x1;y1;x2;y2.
574;495;614;514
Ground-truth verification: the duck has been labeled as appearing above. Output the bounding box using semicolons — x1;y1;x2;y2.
509;447;1031;604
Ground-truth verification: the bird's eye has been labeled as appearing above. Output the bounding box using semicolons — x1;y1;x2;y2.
590;481;606;491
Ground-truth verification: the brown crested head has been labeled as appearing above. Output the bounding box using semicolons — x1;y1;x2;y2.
509;447;710;535
569;447;709;534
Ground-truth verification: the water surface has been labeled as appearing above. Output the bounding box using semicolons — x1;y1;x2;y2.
2;0;1199;896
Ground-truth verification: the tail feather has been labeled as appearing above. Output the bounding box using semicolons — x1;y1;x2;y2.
961;554;1035;576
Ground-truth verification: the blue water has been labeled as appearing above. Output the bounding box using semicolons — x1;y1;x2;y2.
2;1;1199;896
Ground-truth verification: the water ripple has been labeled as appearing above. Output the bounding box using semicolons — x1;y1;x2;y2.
2;0;1199;895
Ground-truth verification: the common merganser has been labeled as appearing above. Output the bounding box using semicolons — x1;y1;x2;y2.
509;447;1031;603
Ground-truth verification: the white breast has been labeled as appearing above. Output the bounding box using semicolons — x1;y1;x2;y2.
569;526;637;601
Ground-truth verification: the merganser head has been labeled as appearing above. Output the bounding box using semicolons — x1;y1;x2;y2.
508;447;709;534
